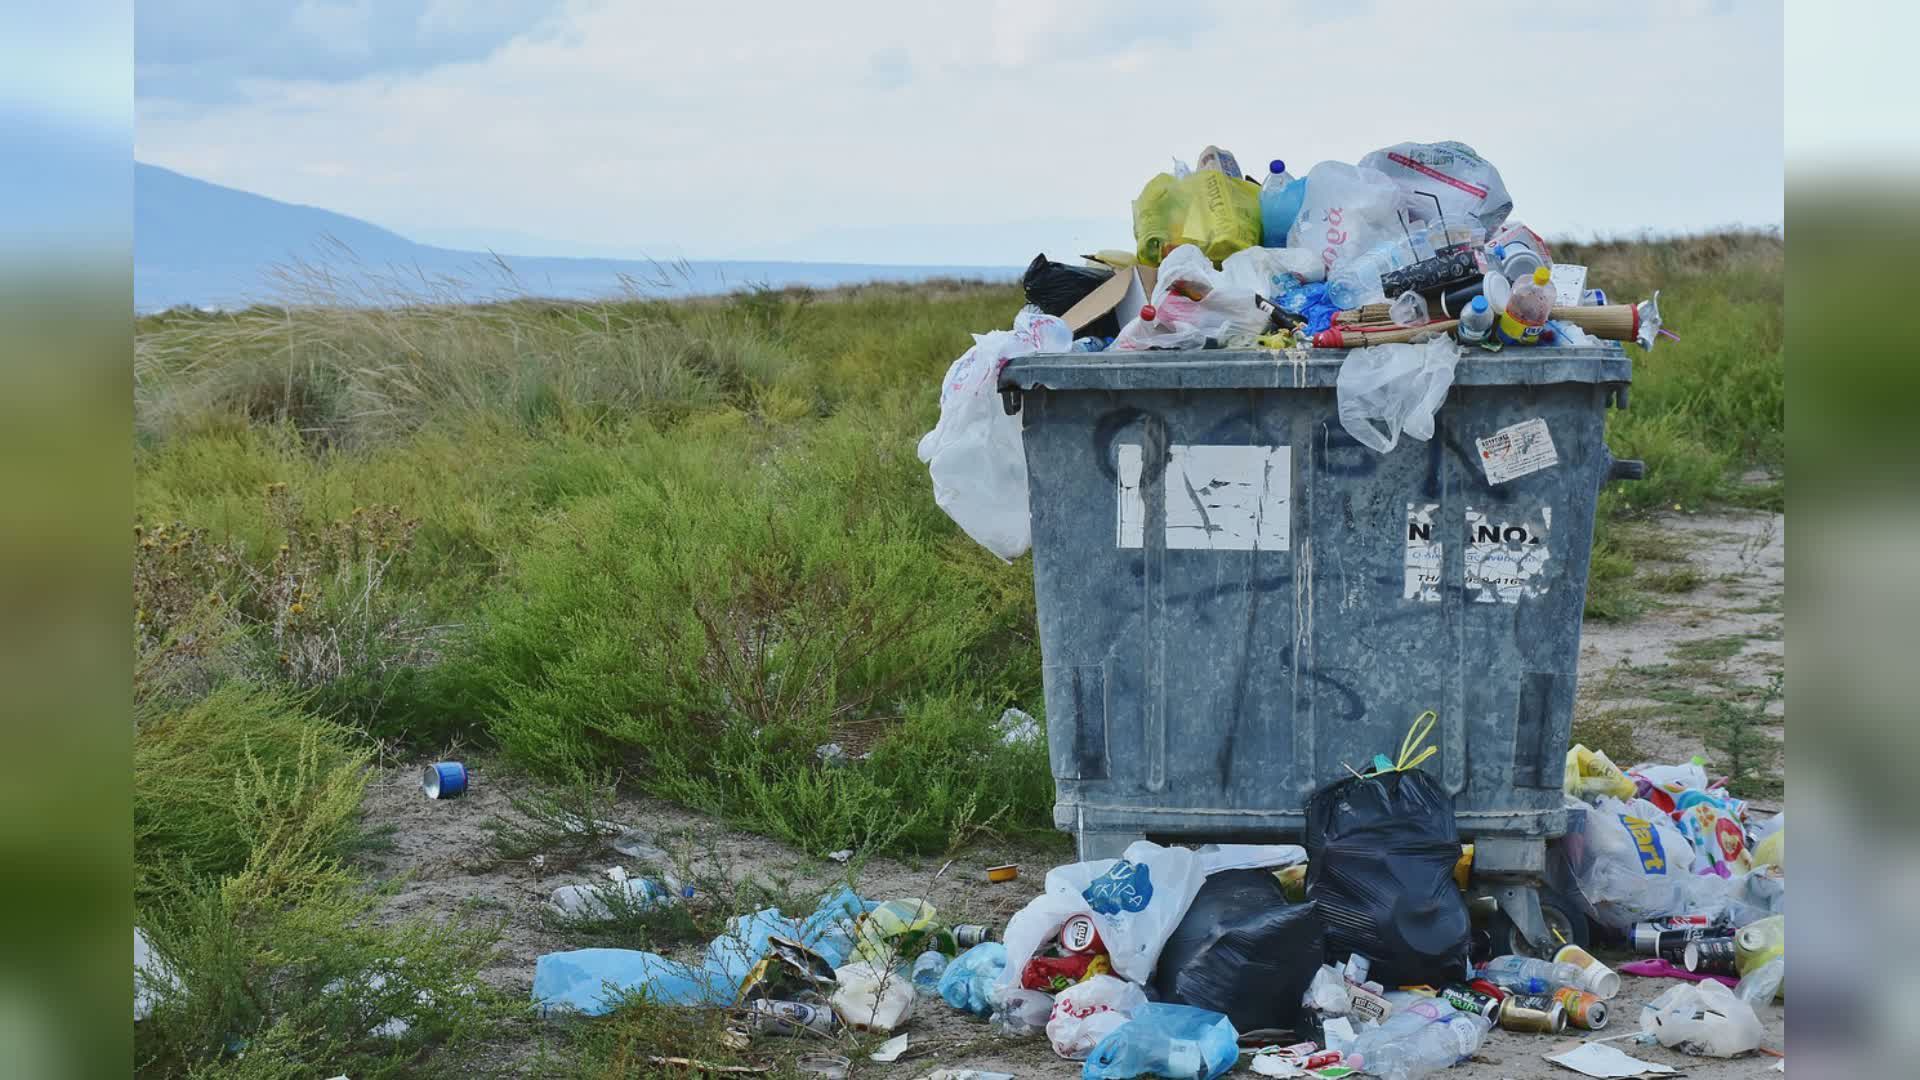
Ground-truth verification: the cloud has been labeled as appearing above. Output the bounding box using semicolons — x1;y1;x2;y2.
135;0;557;103
135;0;1785;264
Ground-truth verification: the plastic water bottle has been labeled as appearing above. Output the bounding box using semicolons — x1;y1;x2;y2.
1260;160;1308;247
1476;954;1587;995
1494;266;1555;346
1349;1013;1491;1080
1456;296;1495;345
912;950;950;995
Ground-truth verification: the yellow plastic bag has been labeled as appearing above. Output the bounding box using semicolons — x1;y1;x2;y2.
1752;827;1784;871
1564;744;1636;800
1132;171;1262;267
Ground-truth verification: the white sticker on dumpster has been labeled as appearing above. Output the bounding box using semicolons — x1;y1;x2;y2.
1465;506;1552;603
1476;417;1559;485
1115;443;1290;551
1404;503;1442;602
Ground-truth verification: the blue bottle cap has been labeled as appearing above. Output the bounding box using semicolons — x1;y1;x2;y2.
1269;159;1285;175
1471;296;1488;312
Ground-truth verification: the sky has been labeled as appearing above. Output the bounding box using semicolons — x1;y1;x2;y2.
133;0;1793;266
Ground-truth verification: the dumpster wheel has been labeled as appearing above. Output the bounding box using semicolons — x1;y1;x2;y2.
1480;886;1589;961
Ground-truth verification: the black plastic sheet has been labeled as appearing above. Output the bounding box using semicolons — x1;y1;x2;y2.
1021;254;1117;339
1151;868;1324;1033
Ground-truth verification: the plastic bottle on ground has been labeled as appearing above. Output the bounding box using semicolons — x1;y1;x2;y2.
1259;160;1307;247
912;950;950;995
1475;955;1586;995
1495;266;1554;346
1456;296;1495;345
548;877;678;920
1347;1010;1492;1080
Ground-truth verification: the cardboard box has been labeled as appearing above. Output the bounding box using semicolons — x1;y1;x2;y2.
1062;263;1155;334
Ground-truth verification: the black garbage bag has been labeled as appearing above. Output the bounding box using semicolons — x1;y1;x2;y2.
1305;766;1471;987
1022;254;1117;339
1150;868;1324;1034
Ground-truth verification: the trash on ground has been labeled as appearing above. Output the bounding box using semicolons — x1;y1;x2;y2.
1048;974;1148;1060
868;1032;911;1063
649;1057;771;1075
986;863;1019;883
938;941;1006;1017
134;927;180;1022
1083;1002;1239;1080
1150;867;1323;1034
794;1052;851;1079
1544;1041;1678;1078
990;985;1055;1038
828;849;853;863
830;959;914;1033
996;707;1041;745
1638;979;1765;1057
421;760;466;799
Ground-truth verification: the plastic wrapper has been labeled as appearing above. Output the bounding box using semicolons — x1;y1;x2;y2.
1150;869;1323;1034
1335;337;1460;454
990;986;1055;1038
1111;245;1268;352
1132;171;1262;267
1638;979;1765;1057
1558;796;1698;929
1287;162;1407;274
1082;1003;1239;1080
1048;975;1148;1061
830;959;914;1033
1565;744;1637;801
1358;141;1513;233
1024;254;1120;339
1219;246;1325;297
1734;955;1784;1005
1673;791;1752;877
940;941;1007;1017
916;309;1070;560
1304;765;1472;988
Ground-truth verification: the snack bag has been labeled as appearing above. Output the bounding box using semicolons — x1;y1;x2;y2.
1564;744;1636;801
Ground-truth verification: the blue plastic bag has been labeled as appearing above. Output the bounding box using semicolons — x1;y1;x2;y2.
1279;282;1340;335
1082;1003;1238;1080
939;941;1007;1017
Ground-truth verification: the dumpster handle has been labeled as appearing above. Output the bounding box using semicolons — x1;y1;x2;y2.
1001;388;1023;416
1607;457;1646;483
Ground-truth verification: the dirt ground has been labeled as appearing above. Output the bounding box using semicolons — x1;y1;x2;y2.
361;508;1786;1078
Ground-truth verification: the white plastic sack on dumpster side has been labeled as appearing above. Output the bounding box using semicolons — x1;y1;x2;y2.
1112;245;1269;352
1358;140;1514;233
1335;336;1460;453
1287;162;1408;274
1563;796;1698;929
1000;840;1209;987
916;308;1071;560
1639;979;1765;1057
1220;246;1326;296
1048;974;1149;1060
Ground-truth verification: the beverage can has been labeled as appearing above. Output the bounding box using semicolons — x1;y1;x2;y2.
1550;986;1610;1030
1439;984;1501;1020
1553;944;1621;999
1634;924;1725;961
1684;935;1740;976
1498;994;1566;1034
746;998;837;1037
953;924;995;949
1059;914;1100;954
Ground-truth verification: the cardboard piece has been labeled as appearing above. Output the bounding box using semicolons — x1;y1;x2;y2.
1545;1041;1678;1078
1063;264;1155;333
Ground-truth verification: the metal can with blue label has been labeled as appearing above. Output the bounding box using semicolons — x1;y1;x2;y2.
422;761;467;799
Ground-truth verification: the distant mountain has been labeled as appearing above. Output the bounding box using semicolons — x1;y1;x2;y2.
133;163;1019;311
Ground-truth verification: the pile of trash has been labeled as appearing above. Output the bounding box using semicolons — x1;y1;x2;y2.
919;139;1671;561
522;726;1782;1078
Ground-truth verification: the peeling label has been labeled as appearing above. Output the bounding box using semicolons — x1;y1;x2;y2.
1116;444;1291;551
1465;506;1553;603
1477;417;1559;485
1404;502;1442;602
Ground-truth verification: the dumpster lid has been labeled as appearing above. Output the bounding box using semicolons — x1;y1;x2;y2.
1000;346;1631;393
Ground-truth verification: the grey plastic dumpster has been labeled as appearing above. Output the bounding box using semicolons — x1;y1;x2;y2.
999;345;1638;950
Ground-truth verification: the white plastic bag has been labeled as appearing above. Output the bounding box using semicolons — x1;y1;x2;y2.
1563;796;1698;929
1220;246;1325;296
1358;141;1513;233
1639;979;1765;1057
915;309;1070;560
1112;245;1268;352
1048;975;1149;1060
1000;840;1210;987
1287;162;1408;274
1335;336;1460;453
831;959;915;1033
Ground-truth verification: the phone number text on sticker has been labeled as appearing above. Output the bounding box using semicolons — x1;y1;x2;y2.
1477;417;1559;485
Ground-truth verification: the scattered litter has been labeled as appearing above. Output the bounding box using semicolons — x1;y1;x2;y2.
134;927;180;1022
924;1071;1014;1080
796;1054;850;1079
1619;958;1738;988
421;761;466;799
1545;1041;1678;1078
612;830;672;864
986;864;1019;883
1639;979;1765;1057
829;959;914;1033
648;1057;770;1075
996;707;1041;745
827;849;853;863
1082;1002;1239;1080
815;743;850;768
868;1032;911;1063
